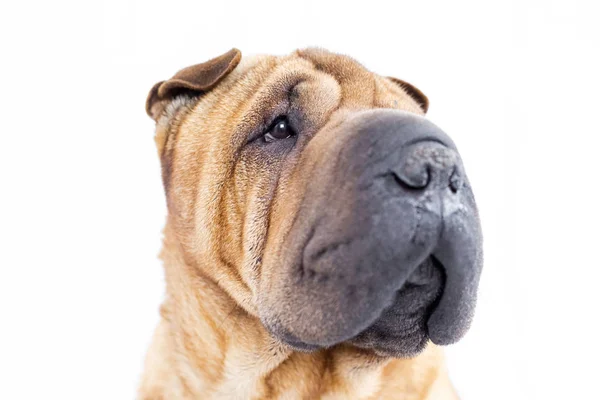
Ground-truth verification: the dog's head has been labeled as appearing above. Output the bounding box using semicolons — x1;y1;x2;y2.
146;48;483;358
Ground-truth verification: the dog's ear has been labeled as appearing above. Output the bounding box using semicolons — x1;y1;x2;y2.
386;77;429;113
145;48;242;120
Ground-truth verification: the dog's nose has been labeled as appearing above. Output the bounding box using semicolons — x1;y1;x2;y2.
267;109;482;349
392;142;463;194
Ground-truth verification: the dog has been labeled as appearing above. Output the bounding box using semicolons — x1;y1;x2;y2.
140;48;483;399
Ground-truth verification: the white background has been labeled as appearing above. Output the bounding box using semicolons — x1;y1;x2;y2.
1;0;599;399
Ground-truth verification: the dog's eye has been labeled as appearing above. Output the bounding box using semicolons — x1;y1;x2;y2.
264;118;295;143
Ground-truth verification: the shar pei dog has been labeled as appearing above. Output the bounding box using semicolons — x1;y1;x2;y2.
140;48;483;399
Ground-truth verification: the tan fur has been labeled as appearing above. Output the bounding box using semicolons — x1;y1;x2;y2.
139;49;459;399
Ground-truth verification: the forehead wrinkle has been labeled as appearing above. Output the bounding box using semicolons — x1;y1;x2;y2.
291;73;342;137
294;48;377;108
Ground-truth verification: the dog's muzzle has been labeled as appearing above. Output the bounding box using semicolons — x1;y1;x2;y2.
260;110;483;355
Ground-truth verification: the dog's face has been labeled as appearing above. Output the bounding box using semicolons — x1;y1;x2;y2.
147;48;482;358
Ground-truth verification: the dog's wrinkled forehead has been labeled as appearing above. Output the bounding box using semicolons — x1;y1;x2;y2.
145;48;429;126
296;48;428;112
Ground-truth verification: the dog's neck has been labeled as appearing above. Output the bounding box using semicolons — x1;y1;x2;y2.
139;229;456;400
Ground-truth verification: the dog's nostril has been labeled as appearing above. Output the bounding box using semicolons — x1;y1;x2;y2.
449;168;463;193
392;142;460;193
392;165;430;190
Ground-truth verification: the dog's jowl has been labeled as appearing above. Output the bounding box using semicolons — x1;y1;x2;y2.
140;48;483;400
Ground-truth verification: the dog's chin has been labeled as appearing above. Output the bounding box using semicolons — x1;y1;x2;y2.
268;257;445;358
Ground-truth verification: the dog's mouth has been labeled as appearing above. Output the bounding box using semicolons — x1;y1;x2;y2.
349;256;446;357
268;255;446;356
258;111;482;356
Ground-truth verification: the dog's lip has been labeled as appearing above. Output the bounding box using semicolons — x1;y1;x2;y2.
265;255;445;352
279;337;321;352
265;323;322;352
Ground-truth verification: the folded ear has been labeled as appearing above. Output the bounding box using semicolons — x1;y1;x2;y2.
145;48;242;120
386;77;429;113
